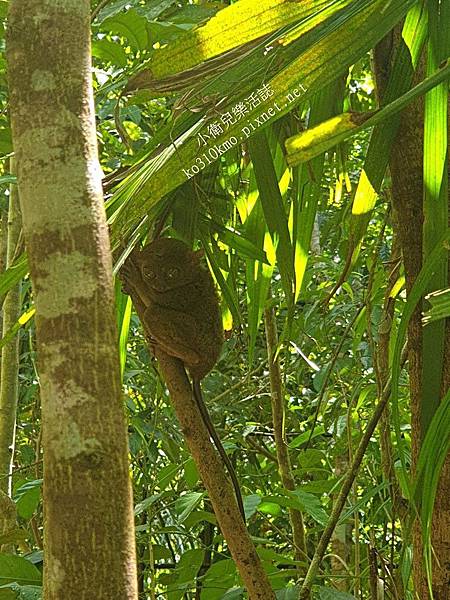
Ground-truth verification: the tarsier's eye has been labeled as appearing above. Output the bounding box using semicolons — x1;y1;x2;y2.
166;267;180;279
142;266;155;280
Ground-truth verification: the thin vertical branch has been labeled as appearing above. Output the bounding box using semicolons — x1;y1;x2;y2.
264;295;307;572
298;349;406;599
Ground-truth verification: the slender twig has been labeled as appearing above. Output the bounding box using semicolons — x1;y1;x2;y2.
298;347;407;599
305;304;365;449
265;298;307;571
0;459;42;480
246;435;278;463
210;363;265;404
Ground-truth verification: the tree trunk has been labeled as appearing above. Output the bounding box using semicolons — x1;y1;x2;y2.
375;26;450;600
155;349;277;600
6;2;138;599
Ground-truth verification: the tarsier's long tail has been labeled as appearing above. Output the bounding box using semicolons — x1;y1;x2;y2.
192;379;246;524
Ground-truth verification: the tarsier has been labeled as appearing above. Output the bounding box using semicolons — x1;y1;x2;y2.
121;237;245;521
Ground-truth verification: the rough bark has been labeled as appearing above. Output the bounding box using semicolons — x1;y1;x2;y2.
155;349;276;600
375;26;450;600
6;2;137;598
264;301;307;572
384;69;427;600
0;161;22;496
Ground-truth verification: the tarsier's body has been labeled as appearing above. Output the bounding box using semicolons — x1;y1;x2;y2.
134;238;223;380
123;238;245;521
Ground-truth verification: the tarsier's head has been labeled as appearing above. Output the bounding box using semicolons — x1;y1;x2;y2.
138;238;204;292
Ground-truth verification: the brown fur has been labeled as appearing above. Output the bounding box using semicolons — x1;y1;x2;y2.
121;238;245;521
127;238;223;380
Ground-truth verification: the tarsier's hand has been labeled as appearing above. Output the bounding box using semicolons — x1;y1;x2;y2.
120;255;152;309
119;263;134;297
